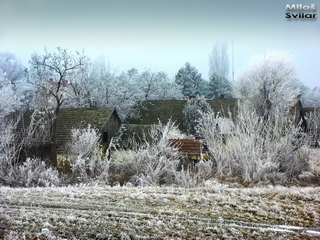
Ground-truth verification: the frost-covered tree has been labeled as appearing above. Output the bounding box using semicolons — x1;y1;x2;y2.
182;97;212;137
175;62;206;97
0;52;24;84
0;74;19;118
0;53;31;113
197;50;309;183
29;47;89;110
66;56;115;108
302;86;320;107
305;109;320;147
209;42;229;80
28;47;90;166
76;62;183;120
137;70;183;101
235;50;300;120
208;42;233;99
208;73;233;99
114;69;182;119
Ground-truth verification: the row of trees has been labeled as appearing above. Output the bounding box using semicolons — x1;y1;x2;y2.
0;44;234;123
0;49;182;120
0;42;247;127
1;45;319;124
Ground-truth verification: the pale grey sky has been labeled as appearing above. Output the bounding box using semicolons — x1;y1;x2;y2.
0;0;319;87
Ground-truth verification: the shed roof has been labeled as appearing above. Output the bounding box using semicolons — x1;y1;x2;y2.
56;108;117;144
126;98;238;127
170;139;203;155
18;107;118;144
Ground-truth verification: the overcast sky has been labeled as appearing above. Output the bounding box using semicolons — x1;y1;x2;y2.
0;0;319;87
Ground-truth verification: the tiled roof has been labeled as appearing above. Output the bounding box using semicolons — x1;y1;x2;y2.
18;107;117;144
126;98;238;127
170;139;203;155
55;108;116;144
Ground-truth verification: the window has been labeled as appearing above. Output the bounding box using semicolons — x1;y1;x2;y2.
102;132;108;143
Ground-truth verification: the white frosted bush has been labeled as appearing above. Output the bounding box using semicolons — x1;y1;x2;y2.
0;115;60;187
0;158;60;187
197;107;309;184
110;120;182;186
67;125;109;183
68;124;100;158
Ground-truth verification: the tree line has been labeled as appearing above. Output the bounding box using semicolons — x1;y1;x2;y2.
1;45;319;122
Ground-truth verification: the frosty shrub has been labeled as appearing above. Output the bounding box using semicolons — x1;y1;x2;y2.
110;120;182;186
0;115;60;187
67;125;109;183
0;145;60;187
0;119;20;170
12;158;60;187
25;108;54;147
68;124;100;158
174;160;214;188
182;96;212;137
197;107;310;184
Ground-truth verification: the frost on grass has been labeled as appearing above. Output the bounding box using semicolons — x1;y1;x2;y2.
1;185;319;239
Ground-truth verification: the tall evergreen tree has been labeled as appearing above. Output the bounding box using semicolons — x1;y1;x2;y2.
208;74;233;99
175;62;206;97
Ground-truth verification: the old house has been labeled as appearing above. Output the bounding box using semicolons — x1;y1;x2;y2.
17;107;121;166
117;97;306;148
112;98;237;154
119;98;238;141
125;97;238;127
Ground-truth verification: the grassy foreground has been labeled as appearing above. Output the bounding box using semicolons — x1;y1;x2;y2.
1;183;320;239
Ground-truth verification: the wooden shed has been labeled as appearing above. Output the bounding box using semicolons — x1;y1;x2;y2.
55;107;121;153
17;107;121;165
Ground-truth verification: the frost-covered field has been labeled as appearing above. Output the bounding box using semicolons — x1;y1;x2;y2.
1;183;320;239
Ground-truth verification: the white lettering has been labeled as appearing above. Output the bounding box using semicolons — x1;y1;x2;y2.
286;3;316;11
286;4;296;10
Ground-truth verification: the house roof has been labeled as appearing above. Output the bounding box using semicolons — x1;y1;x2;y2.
126;98;239;128
17;107;119;145
55;107;118;144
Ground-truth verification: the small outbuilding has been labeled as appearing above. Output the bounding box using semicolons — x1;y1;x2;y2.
17;107;121;166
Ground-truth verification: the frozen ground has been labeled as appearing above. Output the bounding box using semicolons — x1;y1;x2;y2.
1;183;320;239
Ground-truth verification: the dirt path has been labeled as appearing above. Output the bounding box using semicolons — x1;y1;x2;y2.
1;184;320;239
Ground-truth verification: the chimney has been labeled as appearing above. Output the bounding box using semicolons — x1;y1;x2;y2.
220;94;225;99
